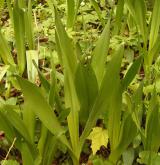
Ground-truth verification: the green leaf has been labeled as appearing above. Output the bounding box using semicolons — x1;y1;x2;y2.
149;0;160;50
108;79;122;151
91;20;110;86
0;110;16;143
13;1;26;74
134;0;148;46
49;57;56;108
113;0;124;35
20;143;34;165
2;106;32;144
145;91;160;152
55;8;79;160
0;30;14;65
26;50;38;82
17;76;71;150
25;0;35;49
75;63;98;125
122;56;142;90
41;133;57;165
148;36;160;61
87;127;108;155
6;0;13;23
55;8;77;77
80;45;124;150
67;0;75;28
23;103;36;144
109;114;137;163
132;83;144;131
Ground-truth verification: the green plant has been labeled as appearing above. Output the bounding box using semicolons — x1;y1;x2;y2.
1;0;160;164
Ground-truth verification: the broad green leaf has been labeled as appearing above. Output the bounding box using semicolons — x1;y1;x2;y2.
125;0;147;46
0;110;16;143
2;106;32;144
122;56;142;90
108;79;122;150
109;114;137;163
80;45;124;150
38;126;48;157
55;8;79;159
55;8;77;77
41;133;57;165
91;20;110;86
145;92;160;152
17;76;71;150
132;83;144;131
18;0;26;8
13;1;26;74
23;103;36;144
118;114;137;149
75;63;98;125
87;127;108;155
66;0;82;28
24;50;38;143
148;36;160;62
134;0;148;47
20;143;34;165
149;0;160;50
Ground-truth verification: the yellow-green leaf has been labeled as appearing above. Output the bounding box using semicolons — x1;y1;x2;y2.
87;127;108;155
